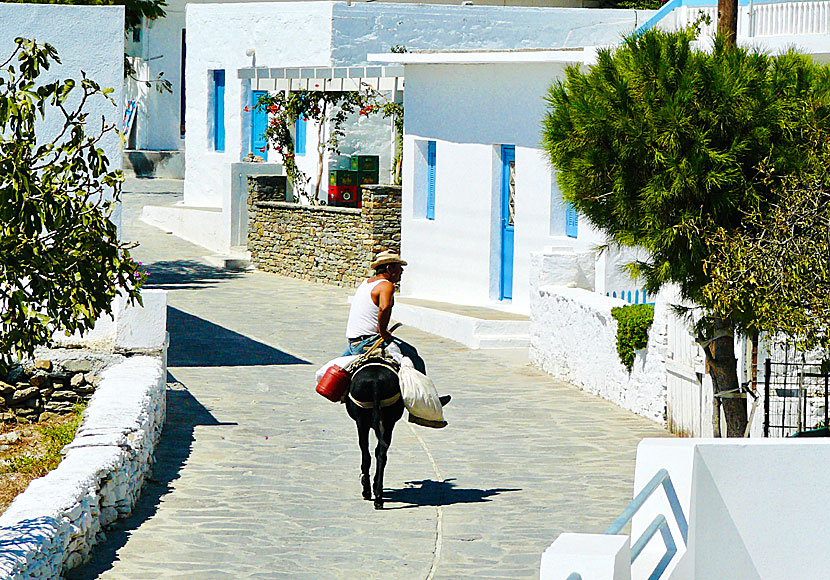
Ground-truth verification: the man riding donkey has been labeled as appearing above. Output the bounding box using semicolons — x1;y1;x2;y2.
343;250;450;428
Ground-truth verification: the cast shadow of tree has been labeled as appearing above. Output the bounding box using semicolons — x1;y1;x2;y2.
143;259;245;290
382;478;521;509
64;376;236;580
167;307;310;367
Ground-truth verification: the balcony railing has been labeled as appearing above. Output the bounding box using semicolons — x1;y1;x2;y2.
638;0;830;37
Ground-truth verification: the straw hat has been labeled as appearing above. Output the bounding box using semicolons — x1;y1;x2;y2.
371;250;408;269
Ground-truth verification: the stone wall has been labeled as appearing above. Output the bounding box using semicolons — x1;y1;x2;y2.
0;354;166;578
248;180;402;287
0;352;123;424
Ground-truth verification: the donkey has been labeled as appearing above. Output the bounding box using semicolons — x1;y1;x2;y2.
345;358;404;510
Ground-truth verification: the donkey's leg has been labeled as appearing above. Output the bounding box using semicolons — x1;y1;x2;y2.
372;416;398;510
356;415;373;501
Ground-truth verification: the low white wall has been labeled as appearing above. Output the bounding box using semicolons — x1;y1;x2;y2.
529;284;668;424
0;355;166;578
542;438;830;580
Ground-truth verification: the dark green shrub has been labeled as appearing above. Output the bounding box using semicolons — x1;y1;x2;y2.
611;304;655;372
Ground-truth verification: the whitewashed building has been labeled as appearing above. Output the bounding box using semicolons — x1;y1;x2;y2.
141;1;649;254
373;48;646;315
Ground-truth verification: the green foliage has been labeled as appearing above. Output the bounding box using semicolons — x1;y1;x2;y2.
702;175;830;352
543;27;830;322
0;38;145;367
611;304;655;372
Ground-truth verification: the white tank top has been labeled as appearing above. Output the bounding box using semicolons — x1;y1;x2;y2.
346;279;387;339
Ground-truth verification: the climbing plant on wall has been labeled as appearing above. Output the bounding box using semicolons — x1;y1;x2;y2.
250;85;402;202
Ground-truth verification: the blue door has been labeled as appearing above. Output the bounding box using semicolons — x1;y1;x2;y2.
500;145;515;300
250;90;268;158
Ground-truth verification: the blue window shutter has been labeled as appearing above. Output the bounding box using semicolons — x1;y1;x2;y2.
250;90;268;157
295;116;306;156
565;202;578;238
213;70;225;152
426;141;436;220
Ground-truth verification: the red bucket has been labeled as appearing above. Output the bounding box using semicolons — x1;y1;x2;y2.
316;365;351;402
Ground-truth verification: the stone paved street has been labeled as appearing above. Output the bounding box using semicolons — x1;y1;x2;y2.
67;185;668;580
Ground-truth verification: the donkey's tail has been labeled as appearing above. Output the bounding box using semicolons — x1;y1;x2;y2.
372;381;388;450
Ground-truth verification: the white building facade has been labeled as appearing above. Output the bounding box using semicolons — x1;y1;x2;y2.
143;1;650;254
378;50;646;314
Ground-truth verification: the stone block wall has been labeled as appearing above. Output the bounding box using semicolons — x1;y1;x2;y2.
0;354;166;578
248;179;402;287
0;352;123;424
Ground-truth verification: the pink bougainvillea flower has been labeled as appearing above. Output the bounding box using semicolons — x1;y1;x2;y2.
243;106;250;112
260;147;266;153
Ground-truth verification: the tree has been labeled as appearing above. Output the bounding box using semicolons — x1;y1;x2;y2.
702;175;830;354
0;38;145;370
542;27;830;436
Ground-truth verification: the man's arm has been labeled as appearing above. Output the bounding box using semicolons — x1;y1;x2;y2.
374;281;395;344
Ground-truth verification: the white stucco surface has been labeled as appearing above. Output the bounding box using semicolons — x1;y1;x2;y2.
184;2;334;209
398;55;633;313
0;4;125;226
529;284;668;424
542;438;830;580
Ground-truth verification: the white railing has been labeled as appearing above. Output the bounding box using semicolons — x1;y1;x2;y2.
641;0;830;37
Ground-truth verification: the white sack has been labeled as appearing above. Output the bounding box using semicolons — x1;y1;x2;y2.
399;357;444;422
315;355;360;383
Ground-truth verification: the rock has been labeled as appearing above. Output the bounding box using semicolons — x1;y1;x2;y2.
0;412;14;422
34;359;52;371
64;359;94;373
11;386;39;404
0;444;9;453
0;431;20;444
29;373;49;388
84;372;98;385
70;373;85;388
39;411;62;422
51;390;81;402
44;401;75;413
0;381;14;396
49;373;70;387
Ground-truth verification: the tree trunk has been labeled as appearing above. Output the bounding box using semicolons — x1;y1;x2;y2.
718;0;739;46
703;319;748;437
313;100;328;204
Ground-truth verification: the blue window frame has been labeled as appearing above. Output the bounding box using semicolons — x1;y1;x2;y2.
295;116;306;156
426;140;436;220
250;90;268;158
565;202;578;238
212;69;225;152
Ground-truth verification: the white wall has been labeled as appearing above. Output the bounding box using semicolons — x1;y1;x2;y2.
184;1;335;208
0;5;125;207
401;61;611;312
0;4;125;148
529;284;669;424
543;438;830;580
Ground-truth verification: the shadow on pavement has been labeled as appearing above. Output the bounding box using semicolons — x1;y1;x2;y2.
64;376;237;580
143;259;245;290
167;307;311;367
382;478;521;509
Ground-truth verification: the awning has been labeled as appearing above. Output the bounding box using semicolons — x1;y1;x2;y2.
238;65;405;92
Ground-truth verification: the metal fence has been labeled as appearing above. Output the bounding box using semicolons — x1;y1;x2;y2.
763;357;829;437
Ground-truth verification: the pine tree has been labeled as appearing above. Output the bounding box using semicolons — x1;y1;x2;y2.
542;27;830;436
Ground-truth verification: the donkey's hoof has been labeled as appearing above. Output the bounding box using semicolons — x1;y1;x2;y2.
374;500;384;510
362;490;372;500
